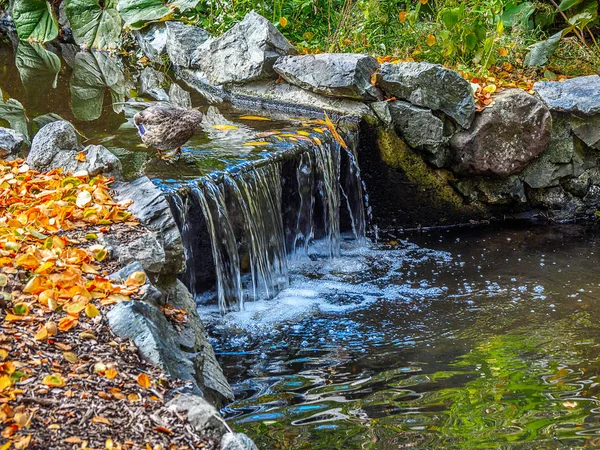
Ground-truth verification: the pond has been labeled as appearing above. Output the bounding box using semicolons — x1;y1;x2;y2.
204;224;600;449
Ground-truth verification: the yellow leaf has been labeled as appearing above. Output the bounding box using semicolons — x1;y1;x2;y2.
323;111;348;149
85;303;100;318
242;142;270;147
0;441;11;450
76;152;86;162
279;17;288;28
65;302;86;315
420;0;428;3
105;368;118;379
426;34;436;47
22;276;41;294
76;191;92;208
0;350;7;361
239;116;271;121
126;271;147;287
94;248;107;262
128;393;140;403
0;375;12;391
58;317;78;331
498;48;508;56
313;137;322;146
211;124;238;131
399;11;408;23
34;326;49;341
483;84;497;94
63;352;78;363
296;131;310;136
137;373;151;389
42;374;65;387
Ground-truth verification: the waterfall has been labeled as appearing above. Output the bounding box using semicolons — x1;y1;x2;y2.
168;129;366;313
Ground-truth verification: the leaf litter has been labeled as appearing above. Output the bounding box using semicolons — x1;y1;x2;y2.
0;159;218;449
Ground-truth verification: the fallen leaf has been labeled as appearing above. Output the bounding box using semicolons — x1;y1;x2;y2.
137;373;151;389
42;374;65;387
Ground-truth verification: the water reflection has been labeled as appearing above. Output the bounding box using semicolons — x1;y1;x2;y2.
208;224;600;449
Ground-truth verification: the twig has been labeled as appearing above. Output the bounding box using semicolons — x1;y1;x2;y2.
547;0;587;45
20;397;56;406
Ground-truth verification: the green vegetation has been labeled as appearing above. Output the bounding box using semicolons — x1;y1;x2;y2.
2;0;598;76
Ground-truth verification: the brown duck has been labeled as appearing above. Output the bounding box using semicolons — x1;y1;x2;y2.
133;105;203;159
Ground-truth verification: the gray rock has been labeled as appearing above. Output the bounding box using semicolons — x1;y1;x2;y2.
103;232;166;276
388;100;444;148
139;67;169;102
370;101;392;126
521;138;575;189
570;114;600;149
162;280;233;402
27;121;122;178
564;168;600;197
583;185;600;210
227;80;374;119
273;53;382;101
220;433;259;450
191;11;297;85
166;21;211;68
134;23;167;62
0;127;25;159
113;177;186;275
527;186;585;220
457;176;526;205
376;62;475;128
167;393;228;434
177;69;230;104
451;89;552;177
168;83;192;108
534;75;600;115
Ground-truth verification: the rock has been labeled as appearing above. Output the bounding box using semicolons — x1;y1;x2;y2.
376;62;475;128
533;75;600;115
191;11;296;85
166;394;228;434
388;101;444;148
166;21;211;68
450;89;552;177
162;280;233;402
521;138;575;189
27;121;122;178
570;114;600;150
370;101;393;126
527;186;584;220
273;53;382;101
134;23;167;62
103;232;166;276
168;83;192;108
0;127;26;159
583;185;600;210
113;177;186;275
176;69;230;104
564;168;600;197
226;80;374;119
220;433;259;450
139;67;169;101
457;176;526;205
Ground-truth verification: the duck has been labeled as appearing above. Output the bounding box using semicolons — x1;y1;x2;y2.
133;105;204;159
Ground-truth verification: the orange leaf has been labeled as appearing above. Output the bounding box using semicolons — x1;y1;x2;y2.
425;34;436;47
399;11;408;23
137;373;151;389
76;152;86;162
323;111;348;149
105;368;118;379
91;416;111;425
58;317;78;331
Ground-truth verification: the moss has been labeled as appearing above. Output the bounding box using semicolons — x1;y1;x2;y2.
376;126;472;213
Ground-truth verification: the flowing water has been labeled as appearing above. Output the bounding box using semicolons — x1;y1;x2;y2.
3;35;600;450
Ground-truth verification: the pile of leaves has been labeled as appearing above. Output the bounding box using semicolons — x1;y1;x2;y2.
0;159;216;449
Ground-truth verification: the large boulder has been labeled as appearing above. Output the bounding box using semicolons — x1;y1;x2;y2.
533;75;600;115
273;53;382;101
0;127;26;159
166;21;211;68
450;89;552;177
376;62;475;128
191;11;297;85
113;176;185;276
27;121;122;178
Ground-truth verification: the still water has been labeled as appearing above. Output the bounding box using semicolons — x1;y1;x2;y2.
204;225;600;449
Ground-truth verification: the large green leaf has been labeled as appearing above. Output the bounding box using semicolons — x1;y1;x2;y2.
558;0;585;11
524;31;562;67
15;41;61;98
501;2;535;29
169;0;201;10
12;0;59;43
117;0;171;30
0;91;29;143
64;0;122;50
70;52;126;121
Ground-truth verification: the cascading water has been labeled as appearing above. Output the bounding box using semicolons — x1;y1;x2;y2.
168;128;366;313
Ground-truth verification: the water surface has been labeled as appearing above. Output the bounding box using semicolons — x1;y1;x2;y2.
204;225;600;449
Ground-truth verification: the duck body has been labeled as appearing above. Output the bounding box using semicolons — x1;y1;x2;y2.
133;105;204;155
